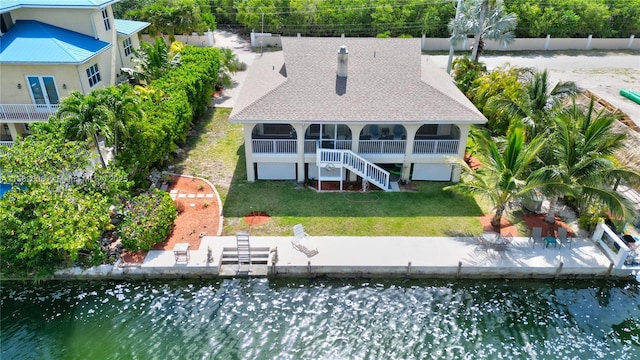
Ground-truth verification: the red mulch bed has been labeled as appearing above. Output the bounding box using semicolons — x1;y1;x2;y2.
478;213;575;238
121;175;220;264
244;211;270;226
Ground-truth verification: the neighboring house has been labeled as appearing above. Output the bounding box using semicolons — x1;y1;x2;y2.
230;37;487;191
0;0;149;147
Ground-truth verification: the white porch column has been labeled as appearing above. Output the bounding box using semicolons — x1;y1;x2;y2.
6;123;20;141
293;123;306;181
401;124;420;180
244;124;256;182
452;124;471;182
348;123;365;181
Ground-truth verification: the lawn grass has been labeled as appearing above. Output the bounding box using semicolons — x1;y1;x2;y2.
174;107;486;237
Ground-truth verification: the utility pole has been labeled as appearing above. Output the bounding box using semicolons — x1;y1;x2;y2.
447;0;464;74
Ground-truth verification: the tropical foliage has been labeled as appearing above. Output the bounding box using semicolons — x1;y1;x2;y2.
446;126;546;228
0;43;222;277
119;0;216;36
449;0;517;61
56;91;114;167
200;0;640;38
0;131;131;278
530;99;640;224
119;190;177;251
133;38;183;82
485;68;577;137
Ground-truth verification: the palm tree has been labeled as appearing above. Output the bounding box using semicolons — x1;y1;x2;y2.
448;0;517;61
531;98;640;224
487;69;578;138
215;47;242;90
95;85;142;156
445;125;547;228
133;38;182;82
56;91;114;167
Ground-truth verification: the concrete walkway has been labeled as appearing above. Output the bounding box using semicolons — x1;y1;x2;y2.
55;235;639;280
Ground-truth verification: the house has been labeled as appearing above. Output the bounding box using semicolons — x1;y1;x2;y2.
229;37;487;190
0;0;149;148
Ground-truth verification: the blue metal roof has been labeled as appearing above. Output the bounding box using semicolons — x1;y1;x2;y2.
114;19;150;37
0;20;111;64
1;1;118;13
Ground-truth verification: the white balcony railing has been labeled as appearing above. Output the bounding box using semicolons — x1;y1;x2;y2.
359;140;406;154
257;138;460;155
252;139;297;153
0;104;59;122
413;139;459;154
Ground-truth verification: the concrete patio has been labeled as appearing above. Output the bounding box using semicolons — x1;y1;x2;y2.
56;235;639;280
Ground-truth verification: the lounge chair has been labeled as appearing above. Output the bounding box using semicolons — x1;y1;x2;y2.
292;224;318;257
557;227;572;248
530;227;544;248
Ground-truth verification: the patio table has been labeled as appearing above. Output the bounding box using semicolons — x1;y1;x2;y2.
173;243;190;263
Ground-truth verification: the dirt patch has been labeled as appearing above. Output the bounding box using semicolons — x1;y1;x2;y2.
478;213;575;238
521;213;576;237
244;211;270;226
478;214;521;236
120;251;147;264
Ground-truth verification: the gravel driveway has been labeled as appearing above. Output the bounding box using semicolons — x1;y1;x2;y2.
429;52;640;125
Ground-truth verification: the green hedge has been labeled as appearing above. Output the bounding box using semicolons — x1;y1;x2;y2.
117;46;220;184
119;189;178;251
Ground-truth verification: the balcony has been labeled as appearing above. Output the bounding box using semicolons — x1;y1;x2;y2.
253;139;460;155
0;104;59;122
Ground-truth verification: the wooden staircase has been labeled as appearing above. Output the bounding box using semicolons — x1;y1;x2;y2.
317;148;392;191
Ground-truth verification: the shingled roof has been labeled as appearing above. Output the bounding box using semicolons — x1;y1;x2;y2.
230;37;486;124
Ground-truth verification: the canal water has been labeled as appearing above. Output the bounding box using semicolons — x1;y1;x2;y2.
2;278;639;359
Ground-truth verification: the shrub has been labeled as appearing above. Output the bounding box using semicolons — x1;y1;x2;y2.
119;189;177;251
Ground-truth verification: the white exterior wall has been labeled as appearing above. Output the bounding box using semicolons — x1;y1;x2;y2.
0;64;82;103
243;122;470;182
421;36;639;51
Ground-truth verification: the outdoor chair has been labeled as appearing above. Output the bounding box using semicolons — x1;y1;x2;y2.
292;224;318;257
557;227;572;249
530;227;545;248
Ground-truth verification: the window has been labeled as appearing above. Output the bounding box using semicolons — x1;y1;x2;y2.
102;8;110;31
86;64;101;87
123;37;133;56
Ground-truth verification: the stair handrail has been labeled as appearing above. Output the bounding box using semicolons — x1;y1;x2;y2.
317;148;390;190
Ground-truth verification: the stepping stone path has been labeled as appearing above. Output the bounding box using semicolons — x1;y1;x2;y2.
168;189;215;200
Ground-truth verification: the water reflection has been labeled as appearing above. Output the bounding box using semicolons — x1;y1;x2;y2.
1;279;639;359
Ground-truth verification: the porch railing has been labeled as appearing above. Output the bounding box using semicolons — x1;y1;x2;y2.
0;104;59;121
254;138;460;155
317;148;390;191
359;140;406;154
304;139;352;153
252;139;297;154
413;139;459;154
